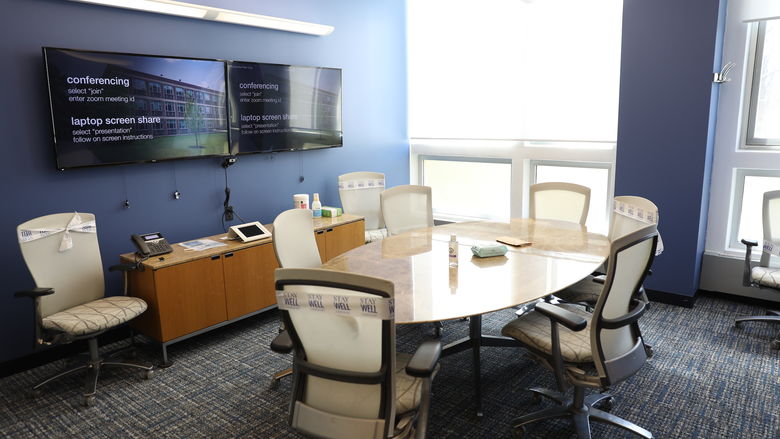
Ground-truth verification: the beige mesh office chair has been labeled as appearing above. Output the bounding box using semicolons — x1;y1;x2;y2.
271;268;441;439
556;196;660;305
380;185;434;236
273;208;323;269
270;208;324;387
501;225;658;438
529;182;591;225
14;212;153;406
737;190;780;349
339;171;387;243
379;185;442;336
517;182;592;318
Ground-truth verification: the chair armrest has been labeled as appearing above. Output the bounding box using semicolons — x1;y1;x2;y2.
742;239;759;247
109;263;138;272
600;299;647;329
270;330;293;354
741;239;759;287
14;287;54;299
406;339;442;378
592;275;605;285
535;302;587;332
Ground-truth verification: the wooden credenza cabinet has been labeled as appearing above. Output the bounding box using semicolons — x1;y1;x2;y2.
121;214;365;364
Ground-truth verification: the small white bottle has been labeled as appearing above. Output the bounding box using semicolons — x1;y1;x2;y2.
448;234;458;267
312;193;322;218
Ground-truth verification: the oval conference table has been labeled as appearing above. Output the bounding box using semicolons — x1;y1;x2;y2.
321;218;610;415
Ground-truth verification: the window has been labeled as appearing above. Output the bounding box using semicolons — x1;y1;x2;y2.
408;0;622;142
408;0;622;224
531;161;611;234
730;170;780;246
421;156;511;221
707;15;780;257
745;20;780;147
149;82;161;96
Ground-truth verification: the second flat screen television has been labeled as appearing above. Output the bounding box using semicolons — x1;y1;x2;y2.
227;61;342;154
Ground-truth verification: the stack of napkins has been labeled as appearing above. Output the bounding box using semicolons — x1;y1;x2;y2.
471;243;508;258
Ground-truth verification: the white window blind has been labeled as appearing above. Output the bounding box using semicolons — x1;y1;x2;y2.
407;0;623;142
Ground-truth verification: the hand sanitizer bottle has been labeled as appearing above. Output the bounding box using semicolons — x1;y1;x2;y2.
448;234;458;267
312;193;322;218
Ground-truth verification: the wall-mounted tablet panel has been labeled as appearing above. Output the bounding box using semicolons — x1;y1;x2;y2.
44;47;230;169
227;61;342;154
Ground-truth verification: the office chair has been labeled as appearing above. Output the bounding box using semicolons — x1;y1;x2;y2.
736;189;780;350
269;208;324;388
529;182;591;226
339;171;388;243
556;196;660;306
501;225;658;438
516;182;592;318
380;185;434;236
271;268;441;439
14;212;153;407
379;185;443;336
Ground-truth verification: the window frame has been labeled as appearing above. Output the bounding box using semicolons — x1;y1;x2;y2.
728;168;780;249
743;21;780;148
410;139;616;224
419;154;512;222
529;159;614;233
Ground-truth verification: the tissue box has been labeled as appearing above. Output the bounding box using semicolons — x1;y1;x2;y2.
471;244;508;258
321;206;342;217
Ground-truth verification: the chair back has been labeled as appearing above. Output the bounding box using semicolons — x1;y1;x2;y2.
380;185;434;236
17;213;104;318
591;224;657;386
610;196;659;240
273;209;322;268
275;268;396;439
339;172;386;230
760;190;780;267
529;182;590;225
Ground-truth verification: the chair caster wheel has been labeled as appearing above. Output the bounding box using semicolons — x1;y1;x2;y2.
512;426;526;438
531;392;542;404
644;345;654;358
771;339;780;350
142;369;153;380
28;388;42;399
597;396;615;412
82;395;95;407
734;321;742;328
269;378;280;390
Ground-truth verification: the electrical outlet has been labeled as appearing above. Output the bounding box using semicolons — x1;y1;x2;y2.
225;206;234;221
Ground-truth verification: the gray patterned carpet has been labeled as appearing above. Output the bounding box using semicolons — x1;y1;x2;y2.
1;293;778;438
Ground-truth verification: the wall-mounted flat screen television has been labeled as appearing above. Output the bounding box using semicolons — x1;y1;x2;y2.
43;48;230;169
227;61;342;154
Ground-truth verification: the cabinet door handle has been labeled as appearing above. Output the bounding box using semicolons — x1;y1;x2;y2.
326;228;334;232
211;255;220;260
316;230;325;235
224;252;234;258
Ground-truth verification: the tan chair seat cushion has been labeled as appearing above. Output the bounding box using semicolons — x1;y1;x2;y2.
501;304;593;363
394;352;437;415
42;296;147;336
365;228;389;243
554;275;602;304
751;266;780;289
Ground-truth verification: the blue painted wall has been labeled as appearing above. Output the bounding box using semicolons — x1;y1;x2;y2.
0;0;409;363
616;0;724;298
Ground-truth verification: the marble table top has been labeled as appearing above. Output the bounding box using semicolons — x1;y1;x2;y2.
321;218;610;324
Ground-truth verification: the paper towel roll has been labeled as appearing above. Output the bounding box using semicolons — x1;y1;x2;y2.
293;194;309;209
